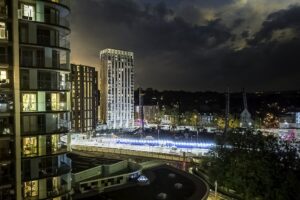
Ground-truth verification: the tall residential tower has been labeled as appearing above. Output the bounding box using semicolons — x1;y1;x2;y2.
71;64;99;133
99;49;134;129
0;0;72;199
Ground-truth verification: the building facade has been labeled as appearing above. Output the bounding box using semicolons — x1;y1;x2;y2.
99;49;134;129
0;0;72;199
71;64;99;133
135;105;160;123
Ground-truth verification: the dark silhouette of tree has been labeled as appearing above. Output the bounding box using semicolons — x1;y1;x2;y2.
203;129;300;200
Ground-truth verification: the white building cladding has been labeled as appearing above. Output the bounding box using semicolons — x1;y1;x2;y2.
100;49;134;129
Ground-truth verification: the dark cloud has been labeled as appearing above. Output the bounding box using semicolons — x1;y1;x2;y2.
251;4;300;44
71;0;300;92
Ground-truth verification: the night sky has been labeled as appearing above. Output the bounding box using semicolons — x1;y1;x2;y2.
70;0;300;92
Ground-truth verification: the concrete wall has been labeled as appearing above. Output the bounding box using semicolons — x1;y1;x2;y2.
103;160;128;176
72;166;102;183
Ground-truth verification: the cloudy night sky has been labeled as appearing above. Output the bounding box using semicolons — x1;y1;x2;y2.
70;0;300;92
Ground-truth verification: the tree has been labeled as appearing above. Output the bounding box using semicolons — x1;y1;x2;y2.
203;129;300;200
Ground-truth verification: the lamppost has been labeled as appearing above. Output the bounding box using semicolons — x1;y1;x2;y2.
194;114;198;143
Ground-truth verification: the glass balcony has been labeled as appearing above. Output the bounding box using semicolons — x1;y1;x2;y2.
21;102;69;112
43;13;70;28
38;80;71;91
37;160;71;179
18;9;70;28
48;0;71;8
23;176;71;200
22;113;70;135
22;133;69;158
20;57;70;71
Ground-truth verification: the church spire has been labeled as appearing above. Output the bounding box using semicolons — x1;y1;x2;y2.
243;88;248;110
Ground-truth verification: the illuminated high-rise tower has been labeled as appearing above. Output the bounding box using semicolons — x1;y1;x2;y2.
99;49;134;129
0;0;72;199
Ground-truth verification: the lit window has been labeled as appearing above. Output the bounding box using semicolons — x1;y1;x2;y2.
24;180;38;198
22;4;35;21
0;22;6;39
51;134;62;153
0;70;7;82
22;93;37;111
23;137;37;157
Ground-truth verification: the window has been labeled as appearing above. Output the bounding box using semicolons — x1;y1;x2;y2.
21;49;34;67
0;47;6;63
0;22;6;39
20;69;29;89
22;93;37;112
0;70;7;81
51;134;62;153
24;180;38;198
37;28;50;46
20;23;28;43
22;4;35;21
23;137;37;157
36;49;44;67
44;6;59;25
52;50;59;68
22;115;45;134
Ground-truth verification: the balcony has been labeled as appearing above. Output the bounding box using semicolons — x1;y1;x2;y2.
23;184;70;200
21;102;69;112
47;0;71;8
21;0;70;9
38;80;71;91
20;57;70;71
22;116;70;135
18;9;70;28
43;13;70;28
35;35;70;50
37;161;71;179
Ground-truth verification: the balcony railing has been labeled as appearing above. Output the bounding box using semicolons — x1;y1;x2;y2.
22;145;68;158
38;80;71;90
38;161;71;179
20;57;70;71
18;10;70;28
24;184;70;200
21;102;69;112
22;119;70;135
